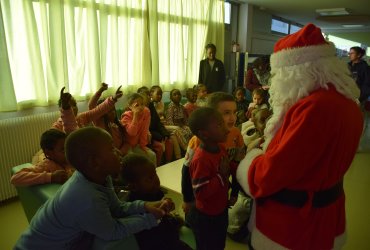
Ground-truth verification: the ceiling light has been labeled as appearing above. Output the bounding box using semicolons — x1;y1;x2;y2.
316;8;350;16
342;24;365;28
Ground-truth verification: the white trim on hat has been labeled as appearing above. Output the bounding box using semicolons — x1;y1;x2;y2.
271;43;336;68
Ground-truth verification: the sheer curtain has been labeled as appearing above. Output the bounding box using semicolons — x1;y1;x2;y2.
0;0;224;111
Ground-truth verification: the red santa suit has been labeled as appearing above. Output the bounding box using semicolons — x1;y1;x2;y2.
237;23;363;250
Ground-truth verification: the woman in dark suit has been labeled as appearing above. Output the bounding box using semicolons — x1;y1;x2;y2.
198;43;226;93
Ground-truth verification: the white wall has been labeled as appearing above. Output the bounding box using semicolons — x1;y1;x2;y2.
237;4;284;55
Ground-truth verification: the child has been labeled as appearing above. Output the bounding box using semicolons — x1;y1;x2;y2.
165;89;193;152
184;87;197;117
234;86;250;127
150;85;165;122
245;88;268;120
138;86;174;165
182;92;245;213
120;93;157;166
32;84;123;165
187;107;230;250
89;83;128;155
53;85;123;134
194;84;208;107
246;108;272;152
120;154;192;250
11;129;74;186
181;92;247;241
14;127;170;249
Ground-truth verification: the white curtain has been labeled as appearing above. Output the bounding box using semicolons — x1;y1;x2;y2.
0;0;224;111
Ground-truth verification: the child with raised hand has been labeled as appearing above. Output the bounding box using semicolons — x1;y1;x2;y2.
184;87;198;117
187;107;231;250
245;88;268;120
14;127;168;249
120;154;192;250
194;84;208;107
121;93;157;166
53;84;123;134
234;86;250;127
165;89;193;152
11;129;74;186
89;83;128;155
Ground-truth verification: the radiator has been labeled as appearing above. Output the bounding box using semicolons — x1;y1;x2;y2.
0;111;60;201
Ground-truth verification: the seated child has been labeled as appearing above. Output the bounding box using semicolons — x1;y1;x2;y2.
138;86;174;165
11;129;74;186
194;84;208;107
245;88;268;120
32;84;123;165
120;154;192;250
53;85;123;134
165;89;193;153
89;83;128;155
187;107;231;250
14;127;170;249
150;85;166;122
234;86;250;127
120;93;157;166
184;88;197;117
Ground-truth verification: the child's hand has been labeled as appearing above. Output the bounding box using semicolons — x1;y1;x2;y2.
159;198;175;214
98;82;108;94
130;102;144;114
51;170;68;184
60;87;72;110
113;85;123;101
218;156;230;180
181;202;193;214
144;201;166;219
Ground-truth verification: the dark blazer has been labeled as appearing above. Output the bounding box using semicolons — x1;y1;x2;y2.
198;58;226;93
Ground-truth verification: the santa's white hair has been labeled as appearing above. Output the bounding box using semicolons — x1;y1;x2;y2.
263;42;360;150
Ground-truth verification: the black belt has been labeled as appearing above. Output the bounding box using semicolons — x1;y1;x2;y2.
257;180;343;208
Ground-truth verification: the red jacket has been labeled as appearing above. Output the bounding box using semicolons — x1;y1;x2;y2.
238;86;363;249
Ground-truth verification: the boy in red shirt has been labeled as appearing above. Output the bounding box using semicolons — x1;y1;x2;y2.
187;107;230;250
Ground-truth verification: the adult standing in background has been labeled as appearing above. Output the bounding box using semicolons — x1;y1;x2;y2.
244;55;271;92
237;23;363;250
198;43;226;93
348;46;370;105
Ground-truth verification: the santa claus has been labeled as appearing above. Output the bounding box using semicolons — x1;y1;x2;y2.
237;23;363;249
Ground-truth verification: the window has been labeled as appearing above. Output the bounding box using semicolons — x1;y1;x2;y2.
224;2;231;24
0;0;225;111
271;17;303;35
271;18;289;34
289;24;301;34
326;34;361;57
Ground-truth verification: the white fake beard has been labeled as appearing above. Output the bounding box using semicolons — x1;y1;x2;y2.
263;56;360;151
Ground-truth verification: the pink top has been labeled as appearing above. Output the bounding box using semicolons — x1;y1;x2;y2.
52;97;116;134
88;92;127;153
10;159;74;186
184;102;197;117
121;107;151;148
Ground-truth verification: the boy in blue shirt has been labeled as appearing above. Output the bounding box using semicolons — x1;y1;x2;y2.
15;127;170;250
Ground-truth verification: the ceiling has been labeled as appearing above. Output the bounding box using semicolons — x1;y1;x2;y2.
238;0;370;46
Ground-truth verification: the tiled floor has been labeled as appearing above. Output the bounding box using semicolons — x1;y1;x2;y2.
1;116;369;250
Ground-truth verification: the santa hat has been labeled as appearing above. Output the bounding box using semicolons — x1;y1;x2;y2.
270;23;336;69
